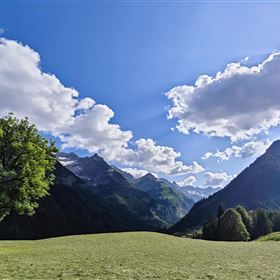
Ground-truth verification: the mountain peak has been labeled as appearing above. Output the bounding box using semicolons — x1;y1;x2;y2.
91;153;105;161
266;140;280;156
142;173;156;180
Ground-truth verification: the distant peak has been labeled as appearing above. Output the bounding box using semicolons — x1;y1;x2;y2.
142;173;156;180
266;140;280;155
91;153;104;161
56;151;79;160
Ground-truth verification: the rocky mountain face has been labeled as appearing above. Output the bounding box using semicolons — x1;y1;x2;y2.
168;140;280;233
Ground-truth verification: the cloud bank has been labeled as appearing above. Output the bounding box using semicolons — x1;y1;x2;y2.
202;140;269;161
176;176;196;187
166;52;280;141
204;172;233;187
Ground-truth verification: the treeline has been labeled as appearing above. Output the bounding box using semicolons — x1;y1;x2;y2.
202;204;280;241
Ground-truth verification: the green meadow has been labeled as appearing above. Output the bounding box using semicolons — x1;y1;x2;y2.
0;232;280;280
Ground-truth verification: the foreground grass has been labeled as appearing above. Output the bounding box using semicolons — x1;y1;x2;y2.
0;232;280;279
257;231;280;241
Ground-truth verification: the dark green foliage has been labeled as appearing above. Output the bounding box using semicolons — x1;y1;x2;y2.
201;204;280;241
202;216;218;240
0;114;57;220
217;204;225;220
251;208;273;239
219;209;250;241
270;211;280;232
236;205;252;234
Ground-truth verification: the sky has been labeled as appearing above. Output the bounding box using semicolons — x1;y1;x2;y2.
1;1;280;188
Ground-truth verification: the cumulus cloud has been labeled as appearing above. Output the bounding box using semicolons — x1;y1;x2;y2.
0;38;133;160
166;52;280;141
0;37;202;177
116;138;205;176
121;168;149;178
202;140;269;161
204;172;233;187
176;176;196;187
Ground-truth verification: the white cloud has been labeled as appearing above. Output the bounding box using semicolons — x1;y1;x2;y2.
121;168;149;178
176;176;196;187
0;37;202;177
0;38;133;161
0;28;5;35
166;52;280;141
116;138;204;176
204;172;233;187
202;140;269;161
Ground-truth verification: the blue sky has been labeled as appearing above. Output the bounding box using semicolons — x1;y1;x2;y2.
1;2;280;187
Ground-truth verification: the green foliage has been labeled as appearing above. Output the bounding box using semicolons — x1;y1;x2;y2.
217;203;225;220
219;208;250;241
202;216;218;240
251;208;273;239
236;205;253;234
0;113;57;220
270;211;280;232
201;205;280;241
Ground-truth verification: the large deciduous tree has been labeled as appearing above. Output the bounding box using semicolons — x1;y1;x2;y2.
0;114;57;220
219;208;250;241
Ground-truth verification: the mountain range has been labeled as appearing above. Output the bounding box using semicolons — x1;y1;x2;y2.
0;151;217;239
5;137;280;239
168;140;280;234
57;152;196;227
171;184;222;202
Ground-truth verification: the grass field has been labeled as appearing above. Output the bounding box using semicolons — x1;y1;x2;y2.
1;232;280;280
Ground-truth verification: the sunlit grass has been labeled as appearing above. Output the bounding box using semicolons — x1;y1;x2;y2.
0;232;280;279
257;231;280;241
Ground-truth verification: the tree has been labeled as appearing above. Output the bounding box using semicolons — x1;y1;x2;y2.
0;114;57;220
217;204;225;220
216;204;226;239
251;208;273;239
236;205;252;234
271;211;280;232
219;208;250;241
202;215;218;240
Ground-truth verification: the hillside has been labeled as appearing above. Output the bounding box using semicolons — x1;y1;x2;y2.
135;173;194;225
257;232;280;242
169;140;280;233
0;232;279;279
0;163;157;239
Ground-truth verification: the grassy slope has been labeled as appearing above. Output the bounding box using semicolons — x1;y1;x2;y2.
257;232;280;241
1;232;280;280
